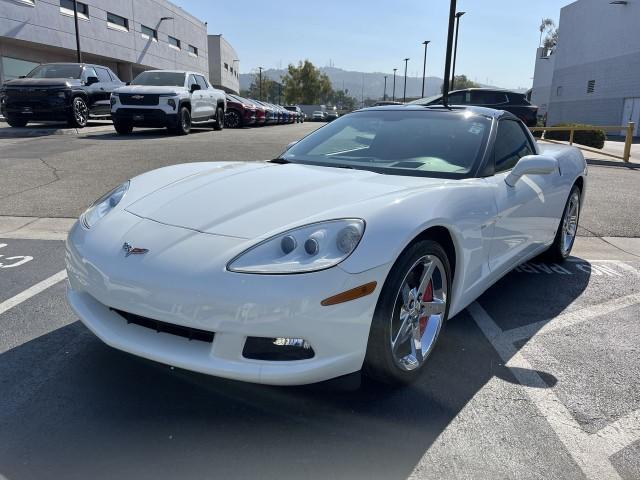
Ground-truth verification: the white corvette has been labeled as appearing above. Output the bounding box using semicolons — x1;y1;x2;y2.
66;106;586;385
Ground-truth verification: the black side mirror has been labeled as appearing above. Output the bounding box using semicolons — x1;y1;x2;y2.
190;84;201;93
86;76;99;86
125;81;130;86
19;75;27;79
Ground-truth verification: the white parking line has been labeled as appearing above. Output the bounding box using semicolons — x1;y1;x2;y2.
468;301;625;480
0;270;67;316
595;409;640;456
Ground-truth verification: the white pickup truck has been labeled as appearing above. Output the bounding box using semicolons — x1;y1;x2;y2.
110;70;226;135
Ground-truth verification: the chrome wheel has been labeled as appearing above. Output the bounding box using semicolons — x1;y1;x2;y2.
73;98;88;127
390;255;448;371
561;190;580;256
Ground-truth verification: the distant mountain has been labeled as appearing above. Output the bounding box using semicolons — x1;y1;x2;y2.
239;66;502;101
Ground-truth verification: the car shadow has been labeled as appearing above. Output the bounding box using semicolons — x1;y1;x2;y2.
0;259;592;480
81;127;215;140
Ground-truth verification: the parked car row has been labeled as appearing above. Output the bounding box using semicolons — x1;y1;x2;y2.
311;110;340;122
224;94;304;128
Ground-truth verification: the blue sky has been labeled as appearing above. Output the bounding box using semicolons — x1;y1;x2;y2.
174;0;574;89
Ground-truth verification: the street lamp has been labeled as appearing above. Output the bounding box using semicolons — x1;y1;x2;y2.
383;75;388;101
442;0;457;106
451;11;465;90
402;58;409;103
421;41;430;98
392;68;397;101
258;66;263;101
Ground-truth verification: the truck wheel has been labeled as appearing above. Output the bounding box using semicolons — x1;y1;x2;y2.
68;96;89;128
6;116;28;128
113;120;133;135
171;106;191;135
213;106;224;131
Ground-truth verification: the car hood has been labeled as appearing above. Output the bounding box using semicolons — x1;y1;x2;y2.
125;162;446;239
3;78;80;88
114;85;185;95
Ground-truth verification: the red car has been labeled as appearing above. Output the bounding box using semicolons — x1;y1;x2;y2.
224;94;256;128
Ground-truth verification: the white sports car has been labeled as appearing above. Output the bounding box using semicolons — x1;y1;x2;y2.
66;105;586;385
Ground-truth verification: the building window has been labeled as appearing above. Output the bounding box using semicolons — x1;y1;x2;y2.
224;63;229;71
18;0;36;6
107;12;129;32
587;80;596;94
168;36;181;50
556;86;563;97
60;0;89;20
141;25;157;41
188;45;198;56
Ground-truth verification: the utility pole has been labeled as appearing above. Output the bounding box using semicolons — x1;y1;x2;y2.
421;41;430;98
392;68;397;101
258;67;263;100
383;75;387;101
442;0;457;106
72;0;82;63
451;11;465;90
402;58;409;103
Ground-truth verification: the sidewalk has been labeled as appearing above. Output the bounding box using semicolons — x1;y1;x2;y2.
537;138;639;165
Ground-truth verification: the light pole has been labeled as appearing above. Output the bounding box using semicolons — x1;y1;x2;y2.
383;75;388;101
451;11;465;90
442;0;457;105
72;0;82;62
258;66;263;101
402;58;409;103
421;41;430;98
392;68;397;101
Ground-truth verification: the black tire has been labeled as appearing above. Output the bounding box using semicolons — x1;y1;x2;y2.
364;240;452;385
113;120;133;135
543;184;582;263
68;96;89;128
213;106;224;131
5;116;28;128
171;106;191;135
224;110;242;128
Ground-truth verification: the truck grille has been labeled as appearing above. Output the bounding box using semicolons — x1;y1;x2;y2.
111;308;214;343
119;94;159;106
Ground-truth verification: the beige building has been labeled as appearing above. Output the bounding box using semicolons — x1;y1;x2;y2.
207;34;239;94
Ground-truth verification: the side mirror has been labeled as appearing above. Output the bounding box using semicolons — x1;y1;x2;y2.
85;76;99;86
19;75;27;79
190;84;201;93
125;81;131;86
505;155;558;187
285;140;298;150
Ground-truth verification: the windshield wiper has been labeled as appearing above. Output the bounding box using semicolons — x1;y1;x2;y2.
269;158;291;164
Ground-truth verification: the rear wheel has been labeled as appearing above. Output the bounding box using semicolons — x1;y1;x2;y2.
213;106;224;131
544;185;581;262
224;110;242;128
113;120;133;135
68;96;89;128
6;116;28;128
364;240;451;384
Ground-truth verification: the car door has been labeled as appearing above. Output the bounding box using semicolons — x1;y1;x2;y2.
82;66;102;111
91;67;114;115
187;74;204;120
195;75;214;118
484;119;563;275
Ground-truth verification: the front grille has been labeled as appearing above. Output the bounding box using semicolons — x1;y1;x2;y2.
111;309;214;343
5;88;63;98
119;94;159;106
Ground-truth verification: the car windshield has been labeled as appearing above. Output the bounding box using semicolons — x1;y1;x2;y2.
282;109;491;178
131;72;185;86
27;64;82;79
409;94;443;105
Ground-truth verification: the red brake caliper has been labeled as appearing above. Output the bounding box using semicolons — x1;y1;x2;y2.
419;280;434;335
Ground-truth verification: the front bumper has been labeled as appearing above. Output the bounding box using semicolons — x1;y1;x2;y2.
112;108;178;128
65;215;386;385
1;94;71;120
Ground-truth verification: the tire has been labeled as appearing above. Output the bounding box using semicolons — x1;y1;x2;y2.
213;106;224;131
543;184;581;262
364;240;451;385
113;120;133;135
171;106;191;135
5;116;28;128
68;96;89;128
224;110;242;128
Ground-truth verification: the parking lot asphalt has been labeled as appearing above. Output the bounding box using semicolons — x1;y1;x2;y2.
1;122;639;479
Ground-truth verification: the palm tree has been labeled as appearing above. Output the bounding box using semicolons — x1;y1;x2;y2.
539;18;555;47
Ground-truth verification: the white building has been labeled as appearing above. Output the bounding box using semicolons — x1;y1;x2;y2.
532;0;640;135
207;34;239;94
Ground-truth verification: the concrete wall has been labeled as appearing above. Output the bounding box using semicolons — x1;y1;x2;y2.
0;0;208;82
207;34;239;94
530;47;555;119
545;0;640;131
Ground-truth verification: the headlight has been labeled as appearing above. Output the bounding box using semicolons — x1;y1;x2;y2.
110;93;118;107
227;219;365;274
81;181;129;229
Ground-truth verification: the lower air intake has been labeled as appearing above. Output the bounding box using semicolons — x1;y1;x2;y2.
111;309;214;343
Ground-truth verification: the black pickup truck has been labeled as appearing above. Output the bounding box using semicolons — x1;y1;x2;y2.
410;88;539;127
0;63;124;128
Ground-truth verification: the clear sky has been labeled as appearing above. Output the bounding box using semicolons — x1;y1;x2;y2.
174;0;574;89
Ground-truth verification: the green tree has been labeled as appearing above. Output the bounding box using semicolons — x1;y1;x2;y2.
538;18;555;47
442;75;480;92
282;60;329;104
246;72;277;101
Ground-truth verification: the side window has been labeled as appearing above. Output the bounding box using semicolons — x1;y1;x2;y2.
494;120;535;173
83;67;98;81
188;74;198;90
108;69;121;82
448;91;468;104
95;67;111;83
195;75;208;90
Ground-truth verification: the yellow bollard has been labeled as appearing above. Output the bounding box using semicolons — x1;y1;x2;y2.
623;122;634;163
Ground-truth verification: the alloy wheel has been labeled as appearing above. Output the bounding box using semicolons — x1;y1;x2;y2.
561;190;580;256
225;111;241;128
73;98;88;127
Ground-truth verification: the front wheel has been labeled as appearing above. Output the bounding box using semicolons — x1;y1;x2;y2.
364;240;451;385
213;106;224;131
171;106;191;135
68;97;89;128
6;116;28;128
544;185;581;262
113;120;133;135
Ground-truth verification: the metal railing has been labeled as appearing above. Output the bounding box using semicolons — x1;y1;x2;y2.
530;122;635;163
